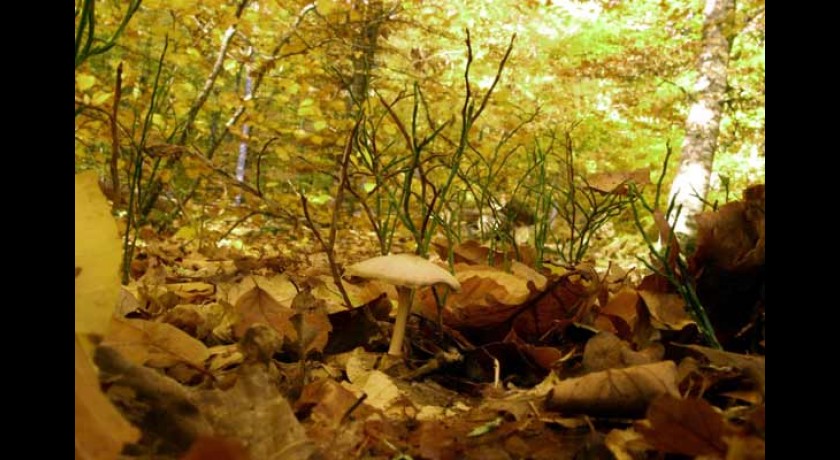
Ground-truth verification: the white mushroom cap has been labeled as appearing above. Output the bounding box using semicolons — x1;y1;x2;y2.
345;253;461;291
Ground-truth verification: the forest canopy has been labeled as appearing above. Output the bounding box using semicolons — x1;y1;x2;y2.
75;0;764;250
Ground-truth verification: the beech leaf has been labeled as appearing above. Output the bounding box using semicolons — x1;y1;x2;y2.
545;361;679;417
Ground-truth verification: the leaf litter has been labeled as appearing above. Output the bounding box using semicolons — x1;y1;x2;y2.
77;184;765;459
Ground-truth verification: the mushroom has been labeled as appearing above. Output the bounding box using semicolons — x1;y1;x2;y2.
345;253;461;357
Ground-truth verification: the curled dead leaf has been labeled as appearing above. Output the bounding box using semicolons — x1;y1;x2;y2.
545;361;679;417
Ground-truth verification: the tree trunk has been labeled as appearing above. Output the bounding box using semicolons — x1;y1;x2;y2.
235;59;253;205
346;0;383;111
668;0;735;248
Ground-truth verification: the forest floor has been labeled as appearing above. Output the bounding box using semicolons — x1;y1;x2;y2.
78;186;765;460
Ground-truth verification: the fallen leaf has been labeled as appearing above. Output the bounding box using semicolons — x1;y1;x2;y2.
166;282;215;301
160;305;205;337
359;370;402;412
604;428;653;460
181;437;250;460
116;284;144;317
511;269;601;341
94;345;213;453
600;289;640;332
723;434;765;460
296;378;369;427
206;344;244;373
545;361;679;417
449;239;494;265
419;264;536;329
75;171;122;341
75;335;140;460
676;344;765;397
289;289;333;357
233;285;297;341
638;290;694;330
343;347;380;387
692;184;765;273
195;362;316;460
503;329;565;371
103;317;210;369
238;323;284;364
509;261;547;291
413;421;461;460
689;185;765;349
433;239;538;268
637;394;727;457
223;275;298;308
582;332;662;373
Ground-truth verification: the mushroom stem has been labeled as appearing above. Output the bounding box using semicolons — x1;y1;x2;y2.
388;286;414;356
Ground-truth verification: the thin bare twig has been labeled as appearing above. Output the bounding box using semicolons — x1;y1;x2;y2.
472;33;516;123
108;62;124;209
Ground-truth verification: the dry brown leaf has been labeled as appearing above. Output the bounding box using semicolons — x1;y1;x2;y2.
545;361;679;417
166;282;215;301
206;344;244;373
413;421;461;460
341;278;393;307
196;362;316;460
418;264;536;329
604;428;653;460
181;437;250;460
223;275;298;307
582;332;662;373
512;269;601;341
103;317;210;369
724;434;765;460
692;184;765;273
448;239;493;265
359;370;402;412
637;394;727;457
75;335;140;460
638;290;694;330
509;261;547;291
343;347;379;387
600;289;640;331
677;344;765;397
433;239;537;268
290;289;333;356
233;285;297;341
296;378;368;428
503;329;565;371
116;284;144;317
422;276;516;328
